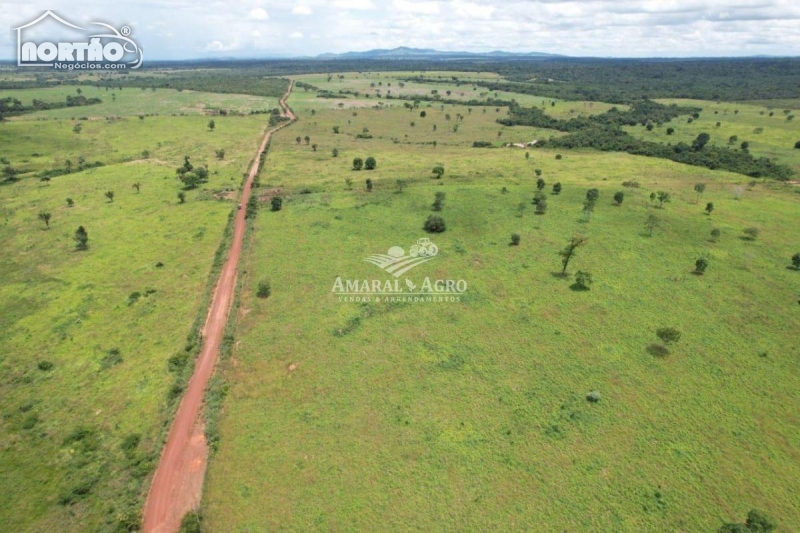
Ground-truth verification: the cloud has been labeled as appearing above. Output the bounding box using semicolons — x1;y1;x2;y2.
392;0;440;15
292;5;314;15
205;40;238;51
290;31;304;38
248;7;269;20
333;0;375;10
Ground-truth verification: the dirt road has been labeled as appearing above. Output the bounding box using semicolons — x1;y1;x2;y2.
142;81;295;533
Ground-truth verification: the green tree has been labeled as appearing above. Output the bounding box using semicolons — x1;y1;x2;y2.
432;165;445;179
432;191;445;211
257;280;271;298
535;196;548;215
656;191;670;208
332;148;339;158
312;144;318;152
791;252;800;270
423;215;446;233
666;127;675;135
270;196;283;212
345;177;353;190
296;136;301;145
582;198;596;219
614;191;624;205
396;179;406;193
794;140;800;149
74;226;89;250
535;169;542;177
586;188;599;202
559;235;587;276
574;271;592;290
692;132;710;151
743;227;760;240
304;135;310;145
353;157;363;171
332;126;340;134
711;228;721;242
105;190;115;202
73;123;82;134
552;182;562;195
741;141;750;150
536;178;546;191
694;182;706;202
66;198;74;207
208;119;215;131
656;327;681;345
695;257;709;274
705;202;715;215
365;178;373;192
177;191;186;203
510;234;520;246
38;211;51;228
364;156;377;170
132;182;141;193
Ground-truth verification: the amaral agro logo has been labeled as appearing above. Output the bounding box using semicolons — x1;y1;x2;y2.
14;11;143;70
332;238;467;303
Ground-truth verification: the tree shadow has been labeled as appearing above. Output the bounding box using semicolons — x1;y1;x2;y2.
550;271;569;280
647;344;669;357
569;283;590;292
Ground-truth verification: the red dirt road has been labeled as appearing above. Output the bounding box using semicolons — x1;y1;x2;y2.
142;81;296;533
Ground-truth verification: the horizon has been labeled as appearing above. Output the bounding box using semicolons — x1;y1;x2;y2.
2;1;800;62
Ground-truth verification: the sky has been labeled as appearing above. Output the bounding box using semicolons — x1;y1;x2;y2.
2;0;800;60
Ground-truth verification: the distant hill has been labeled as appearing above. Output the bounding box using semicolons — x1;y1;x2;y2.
316;46;564;60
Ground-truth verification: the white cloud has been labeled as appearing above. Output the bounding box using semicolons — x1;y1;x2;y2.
205;40;238;51
248;8;269;20
290;31;304;38
292;5;314;15
392;0;440;15
333;0;375;10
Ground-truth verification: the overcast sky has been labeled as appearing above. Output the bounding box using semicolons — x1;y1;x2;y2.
2;0;799;60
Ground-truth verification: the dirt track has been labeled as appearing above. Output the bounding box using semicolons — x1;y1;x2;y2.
142;81;296;533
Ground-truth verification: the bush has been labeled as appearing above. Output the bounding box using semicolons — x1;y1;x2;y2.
552;182;562;195
270;197;283;211
257;280;271;298
365;178;373;192
432;165;445;179
352;157;363;170
510;234;520;246
472;141;493;148
423;215;446;233
792;252;800;270
586;391;601;403
656;327;681;345
364;156;377;170
37;361;54;371
534;197;548;214
555;154;562;160
743;227;760;240
614;191;624;205
622;180;640;188
695;257;709;274
711;228;721;242
574;270;592;290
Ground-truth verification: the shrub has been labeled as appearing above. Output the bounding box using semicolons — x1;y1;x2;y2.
510;234;521;246
586;391;601;403
472;141;493;148
37;361;54;371
555;154;562;160
695;258;709;274
614;191;624;205
552;182;562;195
365;178;373;192
705;202;714;215
353;157;363;170
432;165;445;179
534;197;548;214
74;226;89;250
622;180;640;188
743;227;760;240
574;270;592;290
536;178;545;190
711;228;721;242
666;127;674;135
791;252;800;270
423;215;446;233
257;280;271;298
270;196;283;211
364;156;377;170
100;348;123;370
66;198;74;207
432;191;445;212
656;327;681;345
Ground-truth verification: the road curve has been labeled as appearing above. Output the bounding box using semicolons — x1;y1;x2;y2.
142;80;296;533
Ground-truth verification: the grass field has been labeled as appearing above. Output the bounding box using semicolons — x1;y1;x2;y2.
2;85;279;121
201;88;800;532
0;103;274;530
625;99;800;174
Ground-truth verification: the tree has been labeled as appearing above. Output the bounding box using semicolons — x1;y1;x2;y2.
432;191;445;211
510;234;520;246
271;196;283;211
353;157;363;171
694;182;706;202
332;126;340;134
364;156;377;170
645;213;660;236
586;188;599;202
74;226;89;250
304;135;310;145
582;198;596;219
105;190;115;202
666;127;675;135
38;212;51;228
396;179;406;193
743;227;760;241
332;148;339;158
718;509;777;533
257;280;271;298
536;178;546;191
741;141;750;151
656;191;670;208
705;202;715;215
295;136;301;145
795;140;800;149
792;252;800;270
552;182;562;195
424;215;446;233
711;228;721;242
692;132;710;151
73;123;82;134
614;191;624;205
534;195;547;215
312;144;318;152
574;271;592;290
420;111;426;118
695;257;709;274
365;178;373;192
559;235;587;276
177;191;186;203
656;327;681;345
132;182;141;193
344;177;353;190
535;169;542;177
208;119;215;131
432;165;445;179
66;198;74;207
